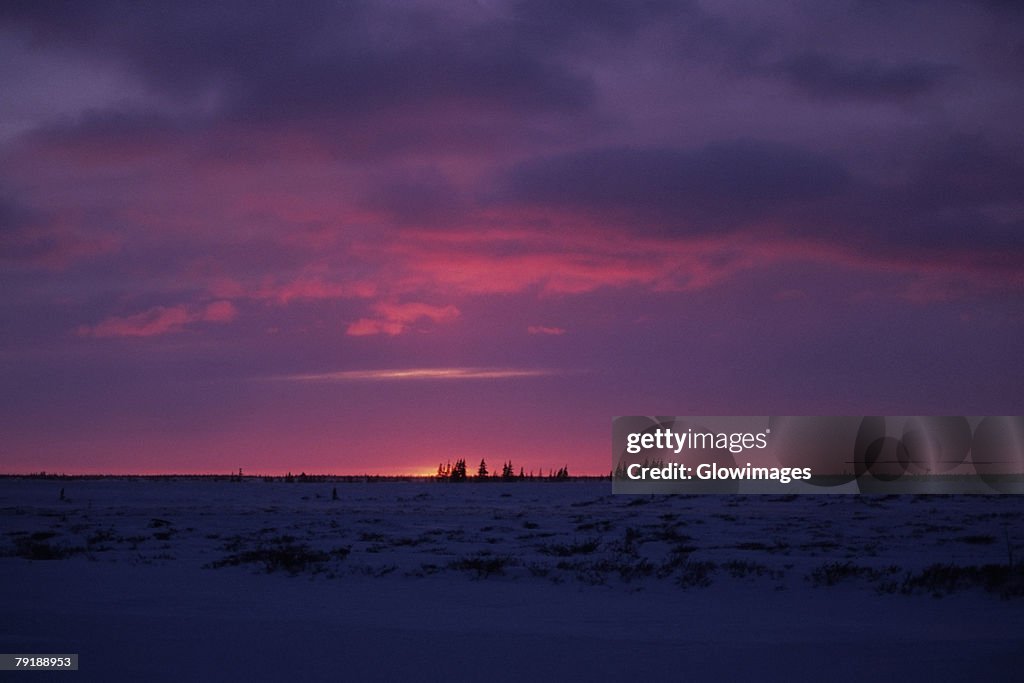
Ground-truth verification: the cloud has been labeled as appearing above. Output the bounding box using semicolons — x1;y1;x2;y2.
501;141;850;231
780;53;953;100
0;194;118;269
346;301;460;336
359;166;464;227
201;300;238;323
383;227;818;296
527;325;566;335
790;135;1024;262
384;220;1024;304
254;276;376;305
277;367;560;381
1;1;595;142
510;0;682;45
78;300;237;338
3;0;1023;339
23;109;193;164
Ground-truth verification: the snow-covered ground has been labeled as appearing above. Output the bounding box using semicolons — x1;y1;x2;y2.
2;479;1023;681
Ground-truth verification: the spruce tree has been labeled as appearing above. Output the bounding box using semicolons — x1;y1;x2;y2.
450;458;467;482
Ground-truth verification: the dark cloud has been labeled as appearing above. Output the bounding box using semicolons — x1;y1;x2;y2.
501;140;850;231
224;38;592;124
510;0;683;45
1;0;594;128
906;135;1024;209
499;132;1024;269
790;194;1024;261
781;53;953;100
755;134;1024;266
0;1;357;97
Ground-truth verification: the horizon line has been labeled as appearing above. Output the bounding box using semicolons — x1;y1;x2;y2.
270;366;572;382
0;471;611;479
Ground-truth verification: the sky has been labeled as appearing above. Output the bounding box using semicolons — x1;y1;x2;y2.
1;1;1022;475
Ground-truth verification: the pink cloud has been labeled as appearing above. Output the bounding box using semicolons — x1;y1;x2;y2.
346;301;460;336
254;276;377;304
345;318;406;336
202;300;238;322
382;227;778;297
383;222;1024;305
78;305;193;338
78;300;237;338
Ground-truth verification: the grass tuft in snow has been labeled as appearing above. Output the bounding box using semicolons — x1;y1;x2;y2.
807;562;899;587
449;553;514;578
536;538;601;556
894;563;1024;599
209;537;350;575
4;532;84;561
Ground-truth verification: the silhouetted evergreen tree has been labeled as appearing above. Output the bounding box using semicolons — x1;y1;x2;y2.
450;458;468;482
477;458;489;479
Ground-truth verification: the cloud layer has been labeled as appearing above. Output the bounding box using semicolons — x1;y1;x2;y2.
1;1;1022;473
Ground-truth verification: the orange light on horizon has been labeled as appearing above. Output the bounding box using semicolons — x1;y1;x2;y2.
274;367;564;381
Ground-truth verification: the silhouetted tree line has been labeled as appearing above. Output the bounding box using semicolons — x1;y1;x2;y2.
435;459;569;482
